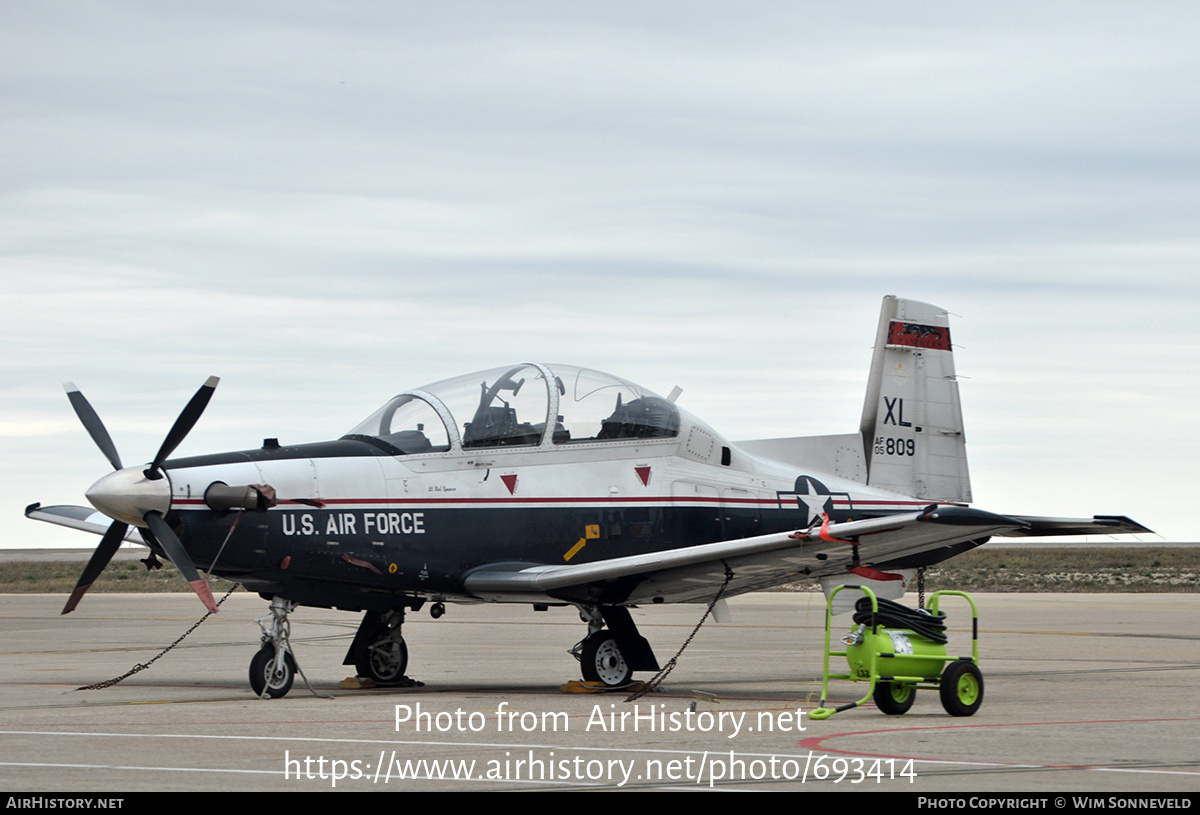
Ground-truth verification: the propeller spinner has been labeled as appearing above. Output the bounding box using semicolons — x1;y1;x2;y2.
61;378;221;615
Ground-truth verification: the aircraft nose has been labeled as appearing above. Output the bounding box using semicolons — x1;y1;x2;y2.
85;466;172;528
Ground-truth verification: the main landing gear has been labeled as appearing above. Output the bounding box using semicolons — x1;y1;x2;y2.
345;609;409;685
572;606;659;688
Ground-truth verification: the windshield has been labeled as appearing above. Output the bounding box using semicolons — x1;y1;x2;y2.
342;394;451;454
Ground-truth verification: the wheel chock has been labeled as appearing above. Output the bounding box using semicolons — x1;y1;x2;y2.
561;679;649;694
340;675;424;689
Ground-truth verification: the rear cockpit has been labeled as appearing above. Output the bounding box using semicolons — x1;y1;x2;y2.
343;364;681;455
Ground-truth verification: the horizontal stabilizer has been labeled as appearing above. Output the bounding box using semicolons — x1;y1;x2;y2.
994;514;1152;537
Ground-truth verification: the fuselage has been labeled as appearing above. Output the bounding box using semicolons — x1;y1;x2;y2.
155;364;934;611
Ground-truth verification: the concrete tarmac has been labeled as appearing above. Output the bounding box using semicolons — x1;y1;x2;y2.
1;591;1197;792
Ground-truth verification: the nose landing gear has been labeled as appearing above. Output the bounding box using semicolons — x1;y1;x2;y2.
252;596;298;699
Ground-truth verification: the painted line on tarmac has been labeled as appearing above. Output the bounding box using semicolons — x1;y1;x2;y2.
798;716;1200;778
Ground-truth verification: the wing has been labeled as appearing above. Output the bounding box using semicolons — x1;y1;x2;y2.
464;505;1059;605
25;503;147;543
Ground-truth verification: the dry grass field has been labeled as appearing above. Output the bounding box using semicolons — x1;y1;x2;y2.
0;557;242;595
769;546;1200;593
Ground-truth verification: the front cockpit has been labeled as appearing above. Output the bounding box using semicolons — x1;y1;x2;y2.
343;364;682;456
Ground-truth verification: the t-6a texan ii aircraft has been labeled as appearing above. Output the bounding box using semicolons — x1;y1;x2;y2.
27;296;1149;698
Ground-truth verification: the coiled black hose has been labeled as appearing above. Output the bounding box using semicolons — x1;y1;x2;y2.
852;596;948;645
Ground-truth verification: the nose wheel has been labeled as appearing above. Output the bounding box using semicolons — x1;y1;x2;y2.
250;646;296;698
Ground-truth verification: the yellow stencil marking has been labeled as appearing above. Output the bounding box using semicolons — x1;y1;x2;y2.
585;525;600;539
564;538;587;562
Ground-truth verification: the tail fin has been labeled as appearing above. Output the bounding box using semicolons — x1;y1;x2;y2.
859;296;971;503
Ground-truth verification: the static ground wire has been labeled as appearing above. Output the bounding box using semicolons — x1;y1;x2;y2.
75;583;240;691
624;562;734;702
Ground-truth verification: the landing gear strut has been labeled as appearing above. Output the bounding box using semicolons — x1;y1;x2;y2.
251;596;297;698
346;609;409;685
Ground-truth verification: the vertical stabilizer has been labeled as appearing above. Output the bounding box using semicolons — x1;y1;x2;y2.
859;296;971;503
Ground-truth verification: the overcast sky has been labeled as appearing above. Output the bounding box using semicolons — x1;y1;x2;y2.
3;1;1196;550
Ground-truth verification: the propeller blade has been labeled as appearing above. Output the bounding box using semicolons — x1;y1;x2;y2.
62;520;129;614
144;511;218;613
147;376;219;476
63;383;123;471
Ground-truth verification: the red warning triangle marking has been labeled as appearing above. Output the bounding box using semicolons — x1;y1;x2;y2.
634;466;651;487
500;474;518;495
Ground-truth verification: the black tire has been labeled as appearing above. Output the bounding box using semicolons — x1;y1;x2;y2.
939;659;984;717
580;630;632;687
249;646;296;698
355;636;408;684
873;681;916;715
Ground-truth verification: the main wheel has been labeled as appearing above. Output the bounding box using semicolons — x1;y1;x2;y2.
939;659;984;716
356;635;408;684
249;646;296;698
873;681;916;715
580;630;632;687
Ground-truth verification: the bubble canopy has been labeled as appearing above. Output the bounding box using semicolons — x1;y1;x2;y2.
343;364;681;455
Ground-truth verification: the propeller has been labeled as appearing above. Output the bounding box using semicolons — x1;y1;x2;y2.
64;383;123;471
145;510;218;613
61;378;221;615
146;377;218;479
61;519;128;614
